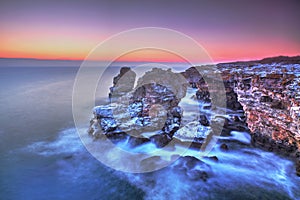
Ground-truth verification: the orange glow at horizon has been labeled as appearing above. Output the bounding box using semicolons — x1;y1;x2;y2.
1;28;299;63
0;27;110;61
110;49;190;63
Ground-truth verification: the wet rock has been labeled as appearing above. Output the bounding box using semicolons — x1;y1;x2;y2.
187;170;209;181
171;106;183;118
99;117;117;132
294;150;300;159
188;140;204;150
174;121;211;140
206;156;219;162
91;106;115;133
136;68;188;100
150;133;172;148
172;156;212;181
90;68;189;147
105;131;128;143
63;155;73;160
251;131;299;157
199;114;210;126
140;156;166;170
131;83;180;115
296;159;300;177
162;116;180;137
128;136;150;147
196;89;211;102
220;143;229;151
87;127;94;135
203;104;212;110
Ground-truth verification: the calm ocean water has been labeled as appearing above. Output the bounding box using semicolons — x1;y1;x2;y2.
0;66;299;200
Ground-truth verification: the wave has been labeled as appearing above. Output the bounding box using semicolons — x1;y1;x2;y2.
22;127;300;199
25;128;83;156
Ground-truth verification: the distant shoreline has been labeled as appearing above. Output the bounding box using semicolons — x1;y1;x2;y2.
1;55;299;67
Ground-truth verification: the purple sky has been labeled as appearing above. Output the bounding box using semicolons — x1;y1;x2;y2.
1;0;299;62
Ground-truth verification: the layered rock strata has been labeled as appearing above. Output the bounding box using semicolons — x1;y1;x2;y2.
217;59;300;155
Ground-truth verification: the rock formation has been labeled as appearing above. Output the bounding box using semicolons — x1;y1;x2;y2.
109;67;136;98
89;67;188;148
236;74;299;153
171;156;212;181
89;56;300;175
183;56;300;175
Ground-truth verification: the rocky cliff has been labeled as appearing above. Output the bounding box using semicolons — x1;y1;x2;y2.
216;59;300;154
183;57;300;175
89;56;300;175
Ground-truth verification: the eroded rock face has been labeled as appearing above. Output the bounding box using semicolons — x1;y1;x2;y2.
90;67;188;148
225;61;300;176
181;57;300;175
109;67;136;97
89;56;300;175
181;66;248;137
182;59;300;153
236;74;300;151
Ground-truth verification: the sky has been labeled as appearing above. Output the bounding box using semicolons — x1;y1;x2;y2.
0;0;300;63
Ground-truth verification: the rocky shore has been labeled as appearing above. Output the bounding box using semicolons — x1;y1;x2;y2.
88;56;300;176
236;59;299;171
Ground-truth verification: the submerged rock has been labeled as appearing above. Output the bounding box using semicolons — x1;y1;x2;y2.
105;131;128;143
220;143;229;151
206;156;219;162
172;156;212;181
199;114;210;126
296;159;300;177
150;133;172;148
128;136;151;147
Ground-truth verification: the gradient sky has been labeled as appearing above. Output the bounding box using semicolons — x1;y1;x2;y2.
1;0;300;63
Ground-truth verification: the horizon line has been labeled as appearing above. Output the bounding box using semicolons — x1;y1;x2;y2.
0;54;299;65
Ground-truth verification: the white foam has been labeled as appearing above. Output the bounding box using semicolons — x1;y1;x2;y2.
20;126;300;199
230;131;251;144
25;128;83;156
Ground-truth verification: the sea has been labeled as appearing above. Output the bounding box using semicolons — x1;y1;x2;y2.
0;65;299;200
